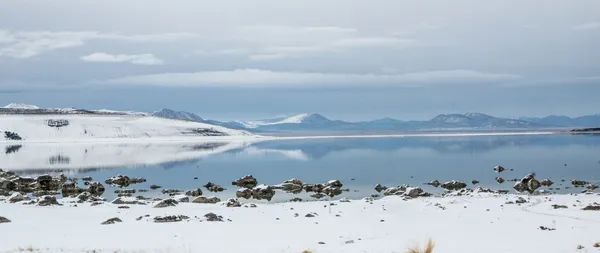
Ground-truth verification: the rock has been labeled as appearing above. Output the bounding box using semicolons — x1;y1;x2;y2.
513;174;540;193
0;216;10;223
32;190;59;197
339;197;351;203
493;166;505;173
150;184;162;190
551;204;568;209
114;189;136;194
83;182;105;196
304;184;325;193
37;195;60;206
323;186;343;197
539;226;555;231
105;175;146;187
185;188;203;197
252;185;276;201
232;175;258;188
82;176;92;181
236;188;253;199
153;215;190;223
383;186;406;196
305;212;318;218
540;179;554;187
91;202;104;206
76;192;103;203
326;180;343;188
426;180;441;187
153;199;179;208
118;206;129;209
226;198;242;207
515;197;527;204
160;189;181;195
582;204;600;211
203;182;225;192
587;185;598;191
404;187;424;198
571;179;588;187
496;177;505;184
111;197;144;205
345;240;355;244
472;180;480;185
277;178;304;193
101;217;123;225
249;203;257;208
441;180;467;191
290;197;303;202
374;184;387;192
7;192;28;203
192;196;221;204
204;213;224;222
117;193;133;197
0;178;17;191
318;242;326;245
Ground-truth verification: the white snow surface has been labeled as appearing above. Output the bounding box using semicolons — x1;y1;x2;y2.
3;103;40;109
235;113;311;128
1;194;599;252
0;114;255;143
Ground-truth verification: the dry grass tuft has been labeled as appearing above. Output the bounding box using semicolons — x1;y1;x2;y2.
16;246;38;252
302;251;313;253
407;239;435;253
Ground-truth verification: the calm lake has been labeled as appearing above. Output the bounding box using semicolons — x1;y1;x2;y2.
3;134;600;201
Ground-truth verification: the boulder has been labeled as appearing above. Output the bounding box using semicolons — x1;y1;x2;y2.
325;180;343;188
150;184;162;190
36;175;61;191
289;197;303;202
82;176;93;182
304;184;325;193
76;192;103;203
496;177;505;184
204;213;224;222
571;179;588;187
236;188;252;199
310;193;326;199
86;182;105;196
404;187;424;198
441;181;467;191
101;217;122;225
513;174;540;193
426;180;441;187
515;197;527;204
493;166;505;173
582;204;600;211
252;185;276;201
232;175;258;188
105;175;146;187
323;186;343;197
32;190;59;197
0;178;17;191
185;188;203;197
203;182;225;192
37;195;60;206
383;186;407;196
472;180;480;185
61;182;85;197
153;199;179;208
374;184;387;192
226;198;241;207
192;196;221;204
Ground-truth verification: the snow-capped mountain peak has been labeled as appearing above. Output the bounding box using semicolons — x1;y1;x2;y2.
3;103;40;109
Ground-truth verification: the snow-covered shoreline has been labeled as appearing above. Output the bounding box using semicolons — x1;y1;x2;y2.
1;193;599;253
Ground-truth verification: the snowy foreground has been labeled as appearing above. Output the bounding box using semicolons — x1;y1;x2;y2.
1;194;600;253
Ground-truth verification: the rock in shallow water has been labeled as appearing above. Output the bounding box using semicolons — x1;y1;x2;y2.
441;180;467;191
232;175;258;188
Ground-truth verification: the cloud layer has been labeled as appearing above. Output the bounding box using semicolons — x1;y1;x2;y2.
81;53;164;65
105;69;520;87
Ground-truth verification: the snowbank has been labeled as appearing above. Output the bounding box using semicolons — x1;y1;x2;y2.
1;194;599;253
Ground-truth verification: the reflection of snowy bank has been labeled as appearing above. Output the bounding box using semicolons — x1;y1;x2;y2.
0;142;250;172
243;146;310;161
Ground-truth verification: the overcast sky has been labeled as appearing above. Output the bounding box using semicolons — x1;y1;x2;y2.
1;0;599;121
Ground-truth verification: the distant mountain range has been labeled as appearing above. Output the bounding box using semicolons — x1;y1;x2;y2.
4;104;599;133
151;108;600;132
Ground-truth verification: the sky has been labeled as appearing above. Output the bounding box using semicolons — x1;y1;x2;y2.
0;0;599;121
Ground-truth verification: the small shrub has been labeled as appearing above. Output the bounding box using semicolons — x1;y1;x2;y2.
408;239;435;253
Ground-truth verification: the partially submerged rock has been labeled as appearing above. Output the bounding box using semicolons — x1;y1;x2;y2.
571;179;589;187
192;196;221;204
493;166;505;173
150;184;162;190
496;177;505;184
425;180;441;187
101;217;122;225
76;192;104;203
513;174;540;193
185;188;203;197
161;189;182;195
232;175;258;188
275;178;303;193
472;180;480;185
87;182;105;196
374;184;387;192
105;175;146;187
441;180;467;191
203;182;225;192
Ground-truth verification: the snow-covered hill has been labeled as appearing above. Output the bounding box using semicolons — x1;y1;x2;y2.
3;103;41;110
0;115;253;143
152;108;206;123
